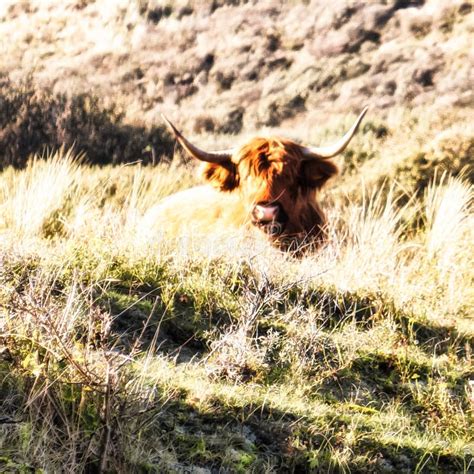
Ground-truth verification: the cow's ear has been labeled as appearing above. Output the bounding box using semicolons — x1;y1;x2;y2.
301;159;339;189
201;162;239;191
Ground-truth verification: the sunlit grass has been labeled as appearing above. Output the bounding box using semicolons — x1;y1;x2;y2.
0;143;472;471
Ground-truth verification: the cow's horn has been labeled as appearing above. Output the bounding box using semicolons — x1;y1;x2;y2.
161;114;233;164
302;107;368;159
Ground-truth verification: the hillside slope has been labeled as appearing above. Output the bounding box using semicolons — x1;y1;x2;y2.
0;157;473;472
0;0;472;135
0;0;472;192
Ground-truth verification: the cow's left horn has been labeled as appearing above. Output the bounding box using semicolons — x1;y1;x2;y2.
161;114;233;164
302;106;368;159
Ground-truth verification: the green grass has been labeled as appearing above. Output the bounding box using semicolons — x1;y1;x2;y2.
0;104;473;472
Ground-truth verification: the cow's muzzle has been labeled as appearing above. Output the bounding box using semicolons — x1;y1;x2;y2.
251;202;288;237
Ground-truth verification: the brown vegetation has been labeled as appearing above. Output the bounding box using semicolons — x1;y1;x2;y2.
0;0;472;154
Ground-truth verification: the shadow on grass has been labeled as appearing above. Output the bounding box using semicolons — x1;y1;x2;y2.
99;276;474;375
102;286;233;361
117;386;473;473
1;354;471;473
282;285;473;357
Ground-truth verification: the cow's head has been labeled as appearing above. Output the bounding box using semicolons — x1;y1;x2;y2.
162;108;367;248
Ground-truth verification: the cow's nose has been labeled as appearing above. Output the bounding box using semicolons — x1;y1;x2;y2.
252;203;279;222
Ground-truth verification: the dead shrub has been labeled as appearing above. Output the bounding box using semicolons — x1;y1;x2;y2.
0;78;174;168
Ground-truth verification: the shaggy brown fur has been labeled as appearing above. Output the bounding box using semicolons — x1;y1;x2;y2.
201;137;339;249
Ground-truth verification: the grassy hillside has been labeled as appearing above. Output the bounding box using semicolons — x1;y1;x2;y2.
0;148;472;472
0;0;473;472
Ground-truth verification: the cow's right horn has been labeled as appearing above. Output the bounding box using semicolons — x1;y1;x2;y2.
302;106;368;159
162;114;233;164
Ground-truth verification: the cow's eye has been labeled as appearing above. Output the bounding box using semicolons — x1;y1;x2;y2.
256;152;271;172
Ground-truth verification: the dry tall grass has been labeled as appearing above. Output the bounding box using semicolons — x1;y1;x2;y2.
0;144;472;471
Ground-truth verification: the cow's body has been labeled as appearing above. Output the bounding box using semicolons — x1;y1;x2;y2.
143;184;247;237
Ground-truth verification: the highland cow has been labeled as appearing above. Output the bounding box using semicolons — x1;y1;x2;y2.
149;108;367;251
